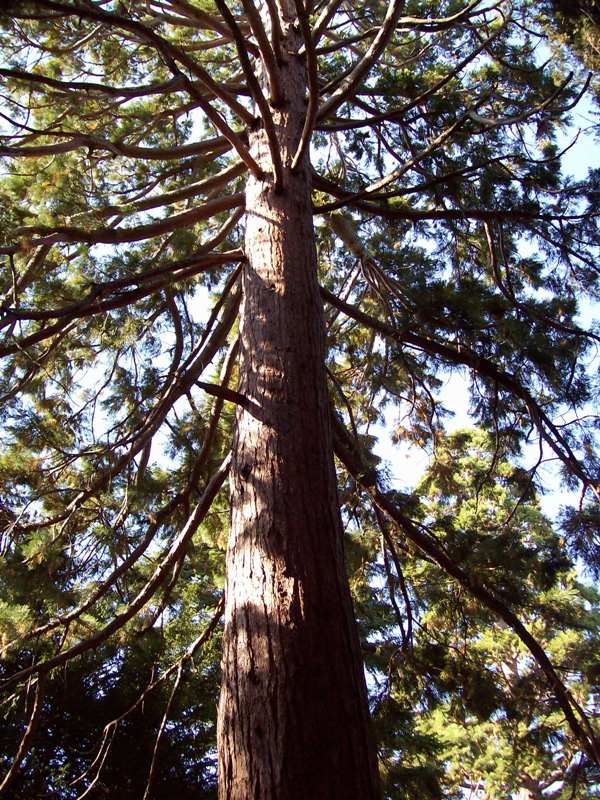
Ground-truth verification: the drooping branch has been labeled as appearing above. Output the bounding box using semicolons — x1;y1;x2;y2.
0;330;237;655
484;222;600;344
0;248;244;358
7;281;240;537
374;505;413;650
73;596;224;800
0;342;234;654
314;176;600;225
320;286;599;498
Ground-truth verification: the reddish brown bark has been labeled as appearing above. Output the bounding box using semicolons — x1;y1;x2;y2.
216;5;381;798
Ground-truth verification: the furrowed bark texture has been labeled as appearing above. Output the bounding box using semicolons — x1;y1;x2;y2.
217;6;380;799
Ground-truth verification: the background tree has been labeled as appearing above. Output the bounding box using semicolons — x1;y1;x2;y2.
362;430;600;799
0;0;599;797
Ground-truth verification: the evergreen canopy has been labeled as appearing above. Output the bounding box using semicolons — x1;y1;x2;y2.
0;0;599;797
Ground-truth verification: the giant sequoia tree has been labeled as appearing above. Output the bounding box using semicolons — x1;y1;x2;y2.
0;0;599;797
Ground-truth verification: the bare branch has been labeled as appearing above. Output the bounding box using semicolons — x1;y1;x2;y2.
239;0;283;106
0;67;186;99
0;133;232;161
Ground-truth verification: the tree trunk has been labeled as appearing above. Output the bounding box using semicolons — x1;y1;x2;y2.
216;5;381;798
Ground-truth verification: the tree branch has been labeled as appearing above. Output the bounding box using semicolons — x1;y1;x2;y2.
2;194;244;253
317;0;407;120
320;285;599;497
